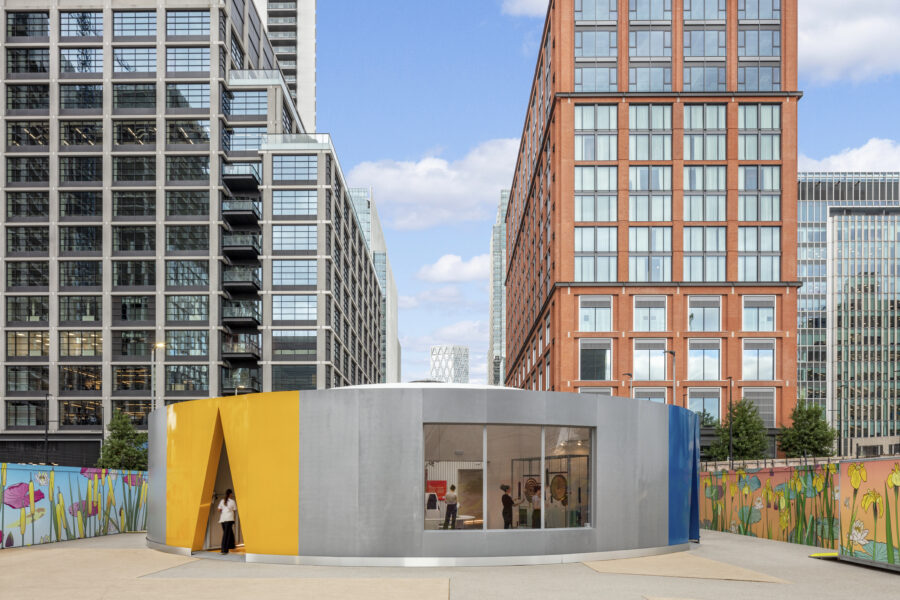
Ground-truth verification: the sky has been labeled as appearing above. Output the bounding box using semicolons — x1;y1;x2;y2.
314;0;900;384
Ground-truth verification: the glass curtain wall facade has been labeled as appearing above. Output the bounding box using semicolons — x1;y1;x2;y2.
349;187;401;383
1;0;382;464
505;0;800;434
798;172;900;457
488;191;510;386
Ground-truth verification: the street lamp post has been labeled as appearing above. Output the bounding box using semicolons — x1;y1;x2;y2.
152;342;166;410
666;350;676;407
726;376;734;470
43;393;52;464
623;372;633;398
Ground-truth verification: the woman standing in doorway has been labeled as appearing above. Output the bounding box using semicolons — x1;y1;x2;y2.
218;489;237;554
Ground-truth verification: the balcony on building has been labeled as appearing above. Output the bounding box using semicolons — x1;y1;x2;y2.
267;2;298;13
222;334;260;363
222;162;260;192
222;300;261;329
222;195;261;226
222;232;261;260
220;367;261;395
222;265;261;295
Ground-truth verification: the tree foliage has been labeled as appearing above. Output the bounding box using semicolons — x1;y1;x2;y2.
698;409;718;428
96;411;148;470
707;399;769;461
777;402;836;458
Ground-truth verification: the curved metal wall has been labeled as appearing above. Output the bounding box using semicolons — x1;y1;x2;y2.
147;386;699;564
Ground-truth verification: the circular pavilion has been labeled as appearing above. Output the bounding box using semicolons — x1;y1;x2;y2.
146;384;699;566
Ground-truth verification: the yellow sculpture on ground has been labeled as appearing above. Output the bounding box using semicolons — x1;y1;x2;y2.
164;392;300;555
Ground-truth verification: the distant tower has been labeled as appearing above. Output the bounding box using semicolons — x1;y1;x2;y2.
266;0;316;131
430;346;469;384
488;191;509;385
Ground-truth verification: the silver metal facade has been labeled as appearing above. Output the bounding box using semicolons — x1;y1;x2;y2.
430;345;469;384
146;384;685;565
488;190;509;386
798;172;900;457
0;0;383;463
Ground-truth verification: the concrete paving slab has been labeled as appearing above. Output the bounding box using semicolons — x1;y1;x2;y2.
4;531;900;600
584;551;788;583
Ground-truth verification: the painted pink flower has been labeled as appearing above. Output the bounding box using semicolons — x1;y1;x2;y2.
123;474;143;487
4;532;12;548
68;500;99;518
2;482;44;510
80;467;105;479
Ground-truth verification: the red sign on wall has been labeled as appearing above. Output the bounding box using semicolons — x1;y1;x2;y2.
426;480;447;501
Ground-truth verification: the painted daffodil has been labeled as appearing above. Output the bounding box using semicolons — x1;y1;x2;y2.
812;473;825;493
848;463;867;490
862;489;883;517
888;463;900;489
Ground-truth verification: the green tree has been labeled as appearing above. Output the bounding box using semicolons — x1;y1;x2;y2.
707;399;769;461
777;402;836;458
96;411;148;470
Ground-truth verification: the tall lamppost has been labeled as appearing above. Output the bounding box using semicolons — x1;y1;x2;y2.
152;342;166;410
623;372;633;398
43;392;52;464
666;350;676;406
726;376;734;470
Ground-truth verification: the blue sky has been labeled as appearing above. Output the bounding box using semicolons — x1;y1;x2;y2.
314;0;900;383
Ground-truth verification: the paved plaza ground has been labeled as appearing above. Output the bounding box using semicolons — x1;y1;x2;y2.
1;530;896;599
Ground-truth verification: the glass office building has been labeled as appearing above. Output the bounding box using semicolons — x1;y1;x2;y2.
488;191;509;386
1;0;383;464
798;172;900;457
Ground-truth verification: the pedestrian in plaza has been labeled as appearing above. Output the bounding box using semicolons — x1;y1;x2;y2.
218;489;237;554
443;485;458;529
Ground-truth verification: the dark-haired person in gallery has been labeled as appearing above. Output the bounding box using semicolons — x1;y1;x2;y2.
500;484;516;529
218;488;237;554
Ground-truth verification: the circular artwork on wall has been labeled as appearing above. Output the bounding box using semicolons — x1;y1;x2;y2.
523;477;539;498
550;474;568;505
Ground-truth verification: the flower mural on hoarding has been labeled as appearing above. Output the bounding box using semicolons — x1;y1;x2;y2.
702;459;900;568
839;459;900;566
700;464;840;549
0;463;148;550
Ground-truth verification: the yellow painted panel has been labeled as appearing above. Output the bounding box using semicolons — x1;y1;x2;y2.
219;391;299;555
165;398;223;549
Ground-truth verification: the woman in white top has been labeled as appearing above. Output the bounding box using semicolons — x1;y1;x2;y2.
217;489;237;554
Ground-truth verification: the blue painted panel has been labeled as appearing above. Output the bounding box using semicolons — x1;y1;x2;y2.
668;406;700;545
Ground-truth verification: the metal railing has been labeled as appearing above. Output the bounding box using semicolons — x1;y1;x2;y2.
222;341;260;355
222;302;261;321
222;199;261;218
222;234;261;253
222;267;261;287
222;162;261;178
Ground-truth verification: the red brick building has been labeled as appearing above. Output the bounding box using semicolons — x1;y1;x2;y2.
505;0;800;429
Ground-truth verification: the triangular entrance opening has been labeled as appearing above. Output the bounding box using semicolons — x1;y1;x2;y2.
202;439;244;552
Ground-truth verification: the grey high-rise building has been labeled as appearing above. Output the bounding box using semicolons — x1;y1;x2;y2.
350;187;400;383
264;0;316;131
798;172;900;457
0;0;383;465
488;191;509;386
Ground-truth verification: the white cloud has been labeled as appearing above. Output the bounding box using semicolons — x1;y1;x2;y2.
347;139;518;230
398;286;466;310
417;254;490;283
799;138;900;171
501;0;548;17
799;0;900;83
